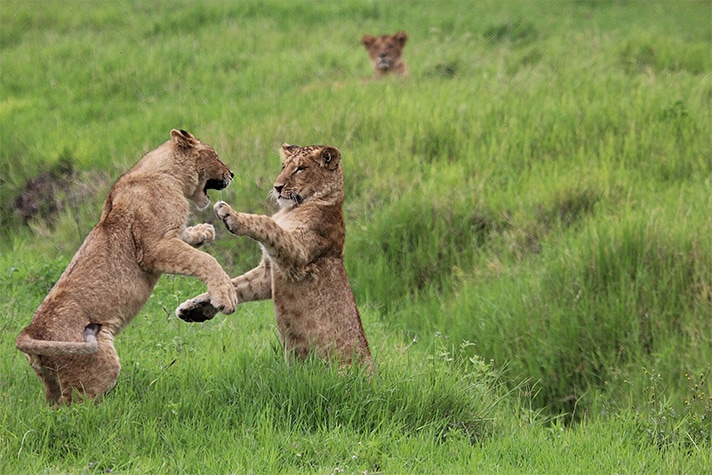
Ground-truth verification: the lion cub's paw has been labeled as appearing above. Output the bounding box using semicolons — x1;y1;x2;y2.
214;200;232;217
214;201;241;235
176;293;220;322
210;280;238;315
181;223;216;247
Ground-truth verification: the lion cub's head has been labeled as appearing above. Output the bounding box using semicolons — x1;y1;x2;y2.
361;31;408;77
169;129;234;210
271;144;343;209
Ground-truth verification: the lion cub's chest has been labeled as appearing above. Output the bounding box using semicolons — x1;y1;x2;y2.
272;209;299;233
265;208;336;284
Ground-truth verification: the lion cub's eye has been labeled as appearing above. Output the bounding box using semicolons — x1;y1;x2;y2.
295;166;307;173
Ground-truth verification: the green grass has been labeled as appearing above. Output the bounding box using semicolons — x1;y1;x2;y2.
1;0;711;472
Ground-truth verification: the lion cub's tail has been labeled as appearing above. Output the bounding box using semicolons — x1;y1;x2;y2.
15;323;100;356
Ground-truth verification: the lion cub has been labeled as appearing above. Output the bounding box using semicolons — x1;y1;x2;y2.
16;129;238;405
177;144;373;370
361;31;408;77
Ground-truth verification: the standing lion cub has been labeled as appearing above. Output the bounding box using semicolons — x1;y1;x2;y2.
177;144;373;371
16;129;238;405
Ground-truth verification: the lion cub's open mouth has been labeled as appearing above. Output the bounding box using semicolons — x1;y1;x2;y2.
206;172;233;193
200;174;233;207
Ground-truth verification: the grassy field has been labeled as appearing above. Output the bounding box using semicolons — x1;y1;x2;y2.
1;0;711;473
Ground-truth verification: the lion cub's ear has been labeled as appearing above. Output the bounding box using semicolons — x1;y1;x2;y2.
393;31;408;46
280;143;299;161
319;147;341;170
361;34;376;49
171;129;199;150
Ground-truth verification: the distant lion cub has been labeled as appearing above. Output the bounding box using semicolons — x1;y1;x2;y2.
177;144;373;370
16;129;238;405
361;31;408;77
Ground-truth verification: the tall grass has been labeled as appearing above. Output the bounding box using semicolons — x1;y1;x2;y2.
1;0;710;472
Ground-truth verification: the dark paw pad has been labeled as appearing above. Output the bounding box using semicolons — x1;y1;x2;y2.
177;302;218;323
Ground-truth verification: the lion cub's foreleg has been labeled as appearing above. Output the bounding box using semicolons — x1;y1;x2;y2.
176;258;272;322
142;238;237;315
177;199;306;323
214;201;311;275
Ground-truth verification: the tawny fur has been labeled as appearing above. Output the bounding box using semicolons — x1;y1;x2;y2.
361;31;408;77
177;144;373;371
15;129;238;405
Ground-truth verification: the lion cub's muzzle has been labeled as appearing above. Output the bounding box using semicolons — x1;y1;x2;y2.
206;171;234;191
376;56;393;70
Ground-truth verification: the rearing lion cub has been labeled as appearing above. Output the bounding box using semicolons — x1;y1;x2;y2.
16;129;238;405
177;144;373;370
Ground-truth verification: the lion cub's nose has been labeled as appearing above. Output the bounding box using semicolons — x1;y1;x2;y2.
274;184;284;194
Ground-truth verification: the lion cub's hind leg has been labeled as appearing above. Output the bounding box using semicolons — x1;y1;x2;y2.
56;328;121;405
28;357;62;404
26;323;102;405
